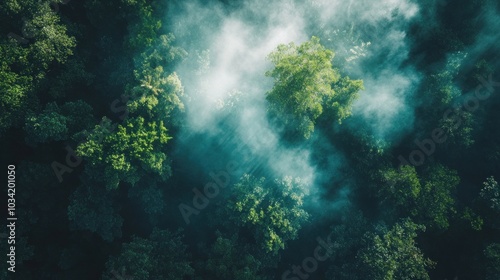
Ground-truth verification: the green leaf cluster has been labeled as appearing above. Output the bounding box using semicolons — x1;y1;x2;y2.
266;36;362;139
77;117;171;189
221;174;309;255
359;219;435;280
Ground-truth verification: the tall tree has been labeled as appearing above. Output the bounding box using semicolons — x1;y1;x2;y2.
378;164;459;230
217;174;309;255
77;116;172;190
484;243;500;280
0;0;75;133
480;176;500;211
266;36;362;139
67;178;123;242
359;219;435;280
24;102;68;145
102;229;194;280
203;232;270;280
478;176;500;229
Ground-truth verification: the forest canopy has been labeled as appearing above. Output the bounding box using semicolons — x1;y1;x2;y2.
1;0;500;279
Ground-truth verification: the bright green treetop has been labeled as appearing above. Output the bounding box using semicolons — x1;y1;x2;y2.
77;116;171;190
266;36;362;139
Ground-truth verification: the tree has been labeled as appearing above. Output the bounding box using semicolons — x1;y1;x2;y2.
138;34;187;73
378;164;459;230
478;176;500;229
67;178;123;242
218;174;309;255
0;0;75;133
321;75;363;124
24;102;68;145
265;36;362;139
127;176;166;225
204;232;269;280
126;33;186;125
359;219;435;280
480;176;500;211
121;0;161;51
127;68;184;123
0;53;32;133
23;100;94;145
25;3;76;71
326;210;370;280
418;164;459;229
60;100;95;135
77;116;172;190
103;229;194;280
484;243;500;280
417;52;475;148
379;165;421;213
47;58;95;98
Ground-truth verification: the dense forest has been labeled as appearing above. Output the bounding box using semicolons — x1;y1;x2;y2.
1;0;500;279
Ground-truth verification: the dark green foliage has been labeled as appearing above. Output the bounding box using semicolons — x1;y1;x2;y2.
484;243;500;280
60;100;95;134
67;179;123;241
24;102;68;144
47;59;95;98
0;0;75;133
127;177;165;217
378;164;459;230
204;233;269;280
416;52;475;148
1;0;499;279
325;210;370;280
218;174;309;255
359;219;435;280
480;176;500;211
23;100;93;145
103;229;194;280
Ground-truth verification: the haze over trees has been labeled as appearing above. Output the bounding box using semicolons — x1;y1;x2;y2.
1;0;499;279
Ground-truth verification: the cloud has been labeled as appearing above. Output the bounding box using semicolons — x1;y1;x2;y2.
352;70;420;141
167;0;426;209
466;1;500;67
170;0;307;131
169;0;314;182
